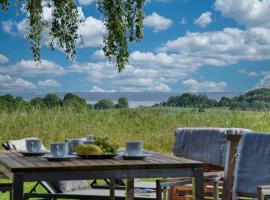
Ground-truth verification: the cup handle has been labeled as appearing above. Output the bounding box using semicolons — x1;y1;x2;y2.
31;142;34;152
56;145;60;156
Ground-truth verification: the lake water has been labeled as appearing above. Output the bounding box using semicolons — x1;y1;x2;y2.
6;92;243;108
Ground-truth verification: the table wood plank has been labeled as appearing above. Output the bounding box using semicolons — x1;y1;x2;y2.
0;151;203;173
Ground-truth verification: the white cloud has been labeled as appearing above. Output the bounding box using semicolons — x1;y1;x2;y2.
92;50;106;60
144;12;172;32
194;11;212;27
158;27;270;66
0;54;9;64
79;0;95;5
1;20;15;35
239;69;259;77
37;79;61;88
0;74;36;91
69;57;173;92
215;0;270;27
0;59;65;77
90;86;116;92
78;16;105;47
254;72;270;88
183;79;227;92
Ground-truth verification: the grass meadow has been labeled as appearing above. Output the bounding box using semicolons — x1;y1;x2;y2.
0;107;270;199
1;107;270;152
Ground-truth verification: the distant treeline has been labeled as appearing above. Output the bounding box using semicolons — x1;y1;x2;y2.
1;88;270;112
153;88;270;111
0;93;129;112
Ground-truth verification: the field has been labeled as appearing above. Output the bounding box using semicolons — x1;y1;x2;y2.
1;107;270;152
0;107;270;199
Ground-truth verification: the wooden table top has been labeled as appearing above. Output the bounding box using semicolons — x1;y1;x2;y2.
0;151;203;173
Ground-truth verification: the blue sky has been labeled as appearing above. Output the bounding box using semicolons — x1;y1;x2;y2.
0;0;270;93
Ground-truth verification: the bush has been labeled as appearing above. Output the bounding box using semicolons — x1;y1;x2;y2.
43;94;62;108
94;99;114;109
31;97;47;109
115;97;129;108
62;93;87;110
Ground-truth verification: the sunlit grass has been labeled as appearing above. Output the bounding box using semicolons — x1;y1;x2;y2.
0;107;269;152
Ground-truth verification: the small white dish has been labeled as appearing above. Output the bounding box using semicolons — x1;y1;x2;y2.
19;150;48;156
122;152;152;160
42;154;77;161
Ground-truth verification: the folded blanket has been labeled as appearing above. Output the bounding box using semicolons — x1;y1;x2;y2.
233;132;270;198
172;128;251;167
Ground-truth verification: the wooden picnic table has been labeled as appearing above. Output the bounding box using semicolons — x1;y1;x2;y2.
0;151;204;200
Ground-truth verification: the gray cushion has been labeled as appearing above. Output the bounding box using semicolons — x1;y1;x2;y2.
172;128;251;167
233;132;270;197
47;180;91;193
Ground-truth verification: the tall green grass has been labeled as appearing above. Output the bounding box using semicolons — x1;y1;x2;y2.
1;107;270;152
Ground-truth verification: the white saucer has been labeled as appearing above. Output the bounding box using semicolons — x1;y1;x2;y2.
122;153;152;160
42;154;77;161
19;150;48;156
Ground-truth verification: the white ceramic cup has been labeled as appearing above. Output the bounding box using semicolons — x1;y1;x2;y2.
50;142;68;157
87;135;94;141
26;139;42;153
67;139;83;153
125;141;143;156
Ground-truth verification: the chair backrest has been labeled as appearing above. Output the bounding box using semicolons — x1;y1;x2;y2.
7;137;47;151
232;132;270;198
5;137;91;194
172;128;251;168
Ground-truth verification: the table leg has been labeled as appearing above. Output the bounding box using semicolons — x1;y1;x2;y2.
193;168;204;200
126;179;134;200
109;179;115;200
12;173;24;200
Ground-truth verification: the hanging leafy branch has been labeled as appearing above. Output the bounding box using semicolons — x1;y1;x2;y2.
97;0;145;72
50;0;80;60
0;0;145;72
26;0;44;62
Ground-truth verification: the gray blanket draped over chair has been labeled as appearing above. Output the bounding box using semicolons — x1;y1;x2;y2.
233;132;270;198
172;128;252;168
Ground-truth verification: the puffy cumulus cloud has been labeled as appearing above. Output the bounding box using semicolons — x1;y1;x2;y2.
0;74;36;91
1;19;27;36
78;16;105;47
37;79;61;88
1;20;14;35
215;0;270;27
79;0;95;5
182;79;227;92
144;12;172;33
92;50;106;61
0;59;65;77
254;72;270;88
0;54;9;64
158;27;270;66
194;11;212;27
68;58;173;92
90;86;116;92
239;69;259;77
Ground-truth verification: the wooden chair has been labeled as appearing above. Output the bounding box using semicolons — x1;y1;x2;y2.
223;133;270;200
156;128;251;200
